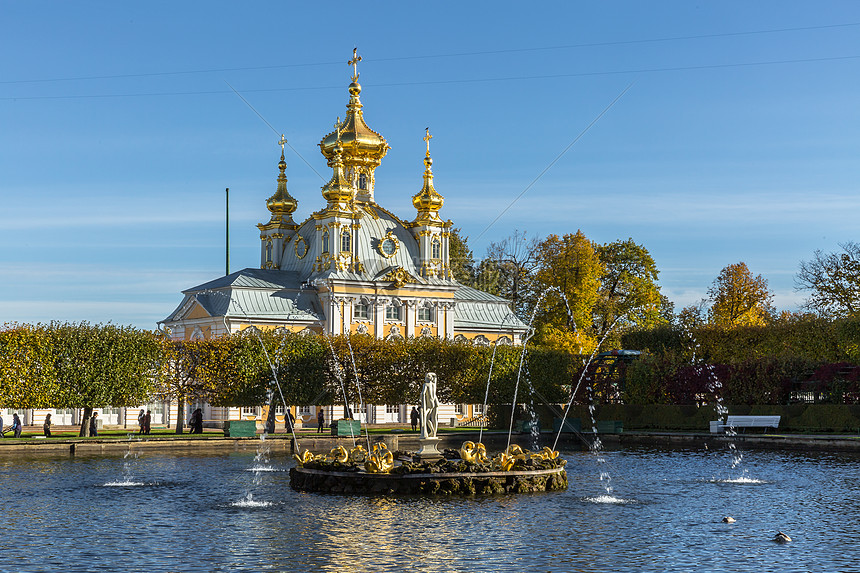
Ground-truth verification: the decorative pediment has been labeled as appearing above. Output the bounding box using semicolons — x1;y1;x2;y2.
173;297;212;321
384;266;416;288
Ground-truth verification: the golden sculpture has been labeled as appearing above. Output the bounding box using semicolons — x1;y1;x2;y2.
349;444;367;463
329;445;349;463
459;441;488;464
293;449;317;466
364;442;395;473
487;444;562;471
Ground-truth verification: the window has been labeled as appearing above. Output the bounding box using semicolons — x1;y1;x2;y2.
322;230;329;253
431;236;441;259
341;229;351;253
354;303;369;320
266;240;273;263
418;306;433;322
474;403;485;414
386;305;401;321
455;404;464;415
386;405;398;414
298;406;313;416
358;172;367;190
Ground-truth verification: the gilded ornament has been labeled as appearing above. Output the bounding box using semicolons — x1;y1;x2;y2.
377;231;399;258
294;235;308;259
364;442;395;473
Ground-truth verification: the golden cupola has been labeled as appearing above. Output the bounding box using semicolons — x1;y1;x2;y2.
258;137;298;270
320;135;355;209
266;143;298;221
318;49;389;203
412;128;444;224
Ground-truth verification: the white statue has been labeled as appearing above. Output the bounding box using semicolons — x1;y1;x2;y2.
420;372;439;439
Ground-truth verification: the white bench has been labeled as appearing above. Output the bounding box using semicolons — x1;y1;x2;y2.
710;415;780;434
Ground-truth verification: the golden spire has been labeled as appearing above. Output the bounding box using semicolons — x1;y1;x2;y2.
265;134;298;219
318;48;389;204
412;127;444;223
321;124;355;206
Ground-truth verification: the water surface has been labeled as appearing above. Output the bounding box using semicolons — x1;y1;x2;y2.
0;443;856;572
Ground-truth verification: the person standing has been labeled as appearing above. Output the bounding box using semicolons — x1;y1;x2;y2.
137;409;145;434
11;413;22;438
90;412;99;437
143;410;152;434
190;408;203;434
0;413;4;437
43;413;52;438
317;409;325;433
410;406;419;432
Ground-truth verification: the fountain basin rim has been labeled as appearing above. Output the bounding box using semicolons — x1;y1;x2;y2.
294;466;566;479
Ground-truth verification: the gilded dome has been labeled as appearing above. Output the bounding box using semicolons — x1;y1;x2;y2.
319;81;389;164
266;154;298;215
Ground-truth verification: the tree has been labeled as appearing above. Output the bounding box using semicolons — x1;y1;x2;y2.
595;238;668;341
45;323;163;437
796;241;860;317
448;228;476;285
532;231;604;341
480;230;540;318
707;262;774;327
159;339;213;434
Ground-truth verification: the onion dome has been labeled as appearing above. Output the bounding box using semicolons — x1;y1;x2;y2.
318;50;389;201
412;128;444;223
319;81;389;164
266;146;298;217
321;139;355;205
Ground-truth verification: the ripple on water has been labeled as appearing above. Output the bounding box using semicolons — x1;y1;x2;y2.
583;495;635;504
103;480;148;487
709;477;768;484
230;494;273;508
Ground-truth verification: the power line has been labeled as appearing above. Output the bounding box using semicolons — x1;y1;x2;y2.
474;82;634;243
225;81;325;182
3;53;858;102
2;21;858;85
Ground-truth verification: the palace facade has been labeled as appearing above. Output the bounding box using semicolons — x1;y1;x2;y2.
157;52;528;427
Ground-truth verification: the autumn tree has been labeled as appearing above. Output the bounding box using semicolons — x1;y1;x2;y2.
0;324;57;409
796;241;860;317
530;231;604;351
44;323;163;437
707;262;774;327
594;238;669;342
159;339;214;433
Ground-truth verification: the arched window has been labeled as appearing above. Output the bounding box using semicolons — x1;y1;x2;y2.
322;230;330;253
431;236;441;259
265;240;273;263
358;172;367;190
341;229;351;253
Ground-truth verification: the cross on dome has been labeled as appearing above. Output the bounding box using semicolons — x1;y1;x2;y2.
348;48;362;81
424;127;432;156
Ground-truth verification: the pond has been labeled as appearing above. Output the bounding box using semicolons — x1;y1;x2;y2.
1;440;857;572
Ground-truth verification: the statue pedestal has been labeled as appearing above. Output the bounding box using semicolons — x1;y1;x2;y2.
416;437;443;461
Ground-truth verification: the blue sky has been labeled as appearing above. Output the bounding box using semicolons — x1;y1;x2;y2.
2;1;859;329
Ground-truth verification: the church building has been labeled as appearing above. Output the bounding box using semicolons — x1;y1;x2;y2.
162;51;527;349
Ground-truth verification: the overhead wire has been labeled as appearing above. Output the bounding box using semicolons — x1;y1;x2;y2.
2;20;858;85
3;53;859;101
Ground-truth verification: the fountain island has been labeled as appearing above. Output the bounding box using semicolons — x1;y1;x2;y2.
290;374;568;495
